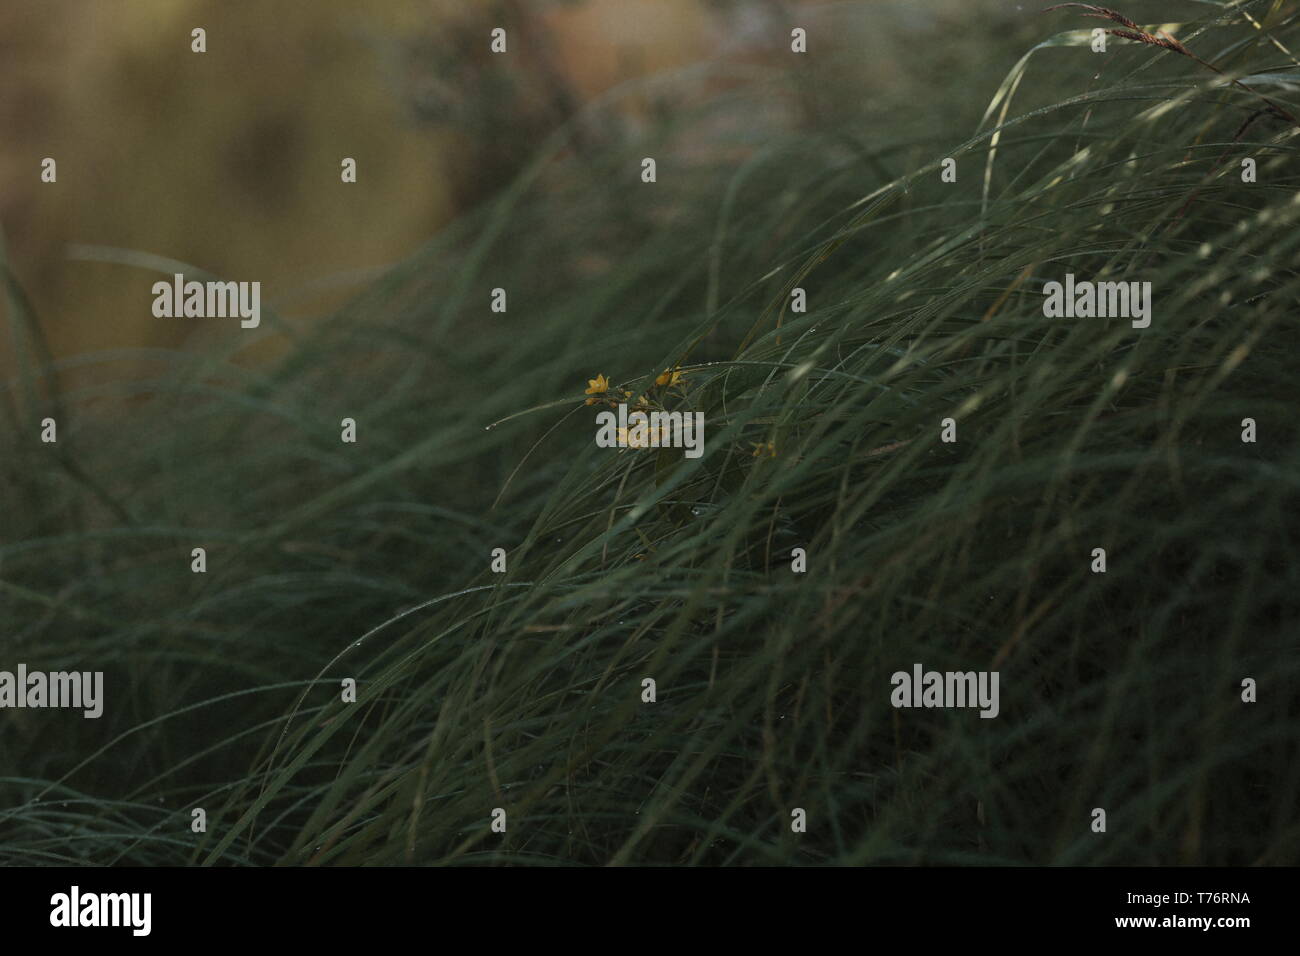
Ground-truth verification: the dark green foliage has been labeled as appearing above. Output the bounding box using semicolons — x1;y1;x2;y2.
2;1;1298;865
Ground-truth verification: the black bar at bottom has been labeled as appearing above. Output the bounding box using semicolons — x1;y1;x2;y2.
1;866;1284;943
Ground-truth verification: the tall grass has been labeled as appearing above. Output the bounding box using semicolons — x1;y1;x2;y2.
2;1;1298;865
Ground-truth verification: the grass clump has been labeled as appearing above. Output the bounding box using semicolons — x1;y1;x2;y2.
2;1;1298;865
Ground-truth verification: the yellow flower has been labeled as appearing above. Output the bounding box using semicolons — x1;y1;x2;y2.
616;426;650;449
655;367;684;387
617;422;671;450
584;373;610;405
751;441;777;458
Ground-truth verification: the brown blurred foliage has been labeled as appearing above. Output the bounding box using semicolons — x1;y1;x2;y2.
0;0;1004;385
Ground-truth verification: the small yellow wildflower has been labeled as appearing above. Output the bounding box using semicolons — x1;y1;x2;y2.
617;423;672;450
655;367;685;388
751;441;777;458
616;426;649;449
584;373;610;405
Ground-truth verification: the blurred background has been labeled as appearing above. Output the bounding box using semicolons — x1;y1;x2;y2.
0;0;1021;385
